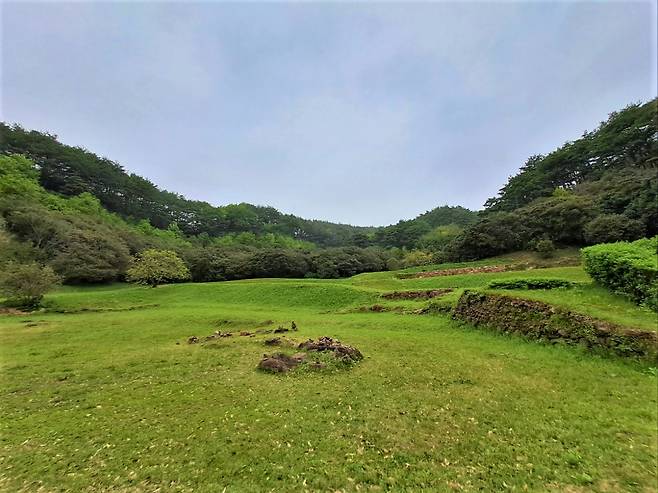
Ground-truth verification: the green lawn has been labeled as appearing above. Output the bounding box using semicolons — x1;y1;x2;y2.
1;269;656;492
351;265;657;331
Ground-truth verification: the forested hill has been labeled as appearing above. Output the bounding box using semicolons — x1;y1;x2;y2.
447;99;657;260
485;99;657;212
0;123;476;248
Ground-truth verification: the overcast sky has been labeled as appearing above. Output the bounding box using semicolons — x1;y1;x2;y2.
2;1;656;226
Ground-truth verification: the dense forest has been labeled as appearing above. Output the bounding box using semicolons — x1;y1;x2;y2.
1;98;656;284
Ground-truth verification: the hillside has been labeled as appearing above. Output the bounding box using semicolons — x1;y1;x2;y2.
0;123;476;248
446;99;657;260
1;98;656;285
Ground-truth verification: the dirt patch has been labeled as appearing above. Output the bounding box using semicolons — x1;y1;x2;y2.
364;304;388;312
298;336;363;362
402;265;512;279
258;352;307;373
381;289;453;300
453;291;658;360
263;337;298;348
0;307;32;315
258;336;363;373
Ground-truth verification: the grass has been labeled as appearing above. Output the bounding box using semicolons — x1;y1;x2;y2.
1;259;657;492
352;263;657;331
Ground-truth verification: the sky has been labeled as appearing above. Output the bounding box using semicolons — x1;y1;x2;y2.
1;1;656;226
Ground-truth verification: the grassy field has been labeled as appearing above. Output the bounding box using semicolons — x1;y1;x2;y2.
1;259;657;492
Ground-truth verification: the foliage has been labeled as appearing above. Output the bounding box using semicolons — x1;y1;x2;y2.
0;261;60;308
444;99;657;261
520;194;595;244
401;250;434;268
533;239;555;258
372;207;477;250
1;98;656;277
446;212;528;260
0;123;377;246
583;214;645;245
485;100;657;212
418;224;463;251
488;277;576;290
51;227;131;283
582;237;658;310
126;249;191;287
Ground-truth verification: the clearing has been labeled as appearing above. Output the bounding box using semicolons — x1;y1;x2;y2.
1;255;656;492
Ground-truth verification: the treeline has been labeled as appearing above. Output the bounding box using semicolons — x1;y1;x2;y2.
0;154;400;284
0;123;475;249
2;98;655;277
443;99;657;261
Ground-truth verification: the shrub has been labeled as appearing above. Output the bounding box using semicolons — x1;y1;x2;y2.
581;237;657;311
0;261;60;309
446;212;529;261
583;214;645;245
127;249;191;287
401;250;434;268
488;278;576;290
52;227;131;283
534;239;556;258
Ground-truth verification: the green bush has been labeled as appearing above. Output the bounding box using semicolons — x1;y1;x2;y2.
581;237;657;311
127;249;190;287
583;214;645;245
488;278;576;290
0;261;60;309
534;239;556;258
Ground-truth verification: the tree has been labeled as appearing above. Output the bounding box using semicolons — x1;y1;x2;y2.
418;224;463;251
533;239;556;258
446;212;529;261
583;214;645;245
127;249;190;287
51;227;131;283
0;262;60;309
402;250;434;268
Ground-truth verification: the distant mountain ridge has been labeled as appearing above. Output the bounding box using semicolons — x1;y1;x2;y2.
0;123;476;248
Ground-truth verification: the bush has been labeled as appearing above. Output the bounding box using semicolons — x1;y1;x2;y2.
0;262;60;309
401;250;434;268
51;227;131;283
534;239;556;258
446;212;529;261
488;278;576;290
581;236;657;311
127;249;191;287
583;214;645;245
